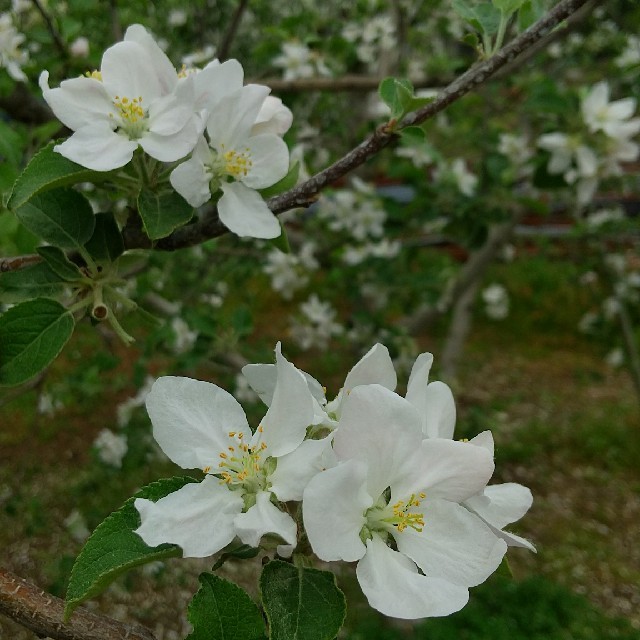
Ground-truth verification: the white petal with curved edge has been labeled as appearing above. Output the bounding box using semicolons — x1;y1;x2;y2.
469;430;494;455
134;476;243;557
405;352;433;407
334;385;423;499
194;58;244;113
256;343;314;457
252;96;293;136
396;499;507;587
218;182;281;239
303;459;371;562
242;134;289;189
170;154;212;208
422;381;456;439
101;41;162;103
234;491;297;557
139;117;200;162
270;435;336;502
146;376;249;470
123;24;178;94
54;123;137;171
395;438;493;503
490;527;536;552
39;72;114;131
241;363;277;406
343;343;396;395
356;537;469;619
148;76;196;136
465;483;533;529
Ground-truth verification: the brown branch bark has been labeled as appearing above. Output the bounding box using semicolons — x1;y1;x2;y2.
0;569;157;640
217;0;250;62
135;0;598;253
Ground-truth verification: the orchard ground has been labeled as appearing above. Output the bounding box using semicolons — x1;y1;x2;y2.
1;241;639;640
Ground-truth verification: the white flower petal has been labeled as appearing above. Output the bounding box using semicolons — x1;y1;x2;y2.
101;40;162;103
465;483;533;529
405;352;433;404
241;363;277;406
234;491;297;557
139;118;200;162
257;343;315;457
134;476;242;557
218;182;281;239
343;343;397;394
396;499;507;587
490;527;536;552
395;438;494;503
124;24;178;94
242;134;289;189
54;123;137;171
252;96;293;136
39;71;113;131
148;76;196;136
356;536;470;619
145;376;249;470
303;459;371;562
170;151;212;208
420;381;456;439
270;435;336;502
194;58;244;113
469;430;494;455
334;385;423;499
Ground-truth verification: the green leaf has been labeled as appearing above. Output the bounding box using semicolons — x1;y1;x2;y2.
260;560;346;640
265;222;291;254
137;187;194;240
186;573;266;640
379;77;414;120
64;476;196;620
452;0;501;35
0;298;74;386
84;212;125;264
260;161;300;199
14;188;95;250
211;544;261;571
0;120;24;167
517;0;545;31
8;141;104;211
0;262;66;304
37;246;83;281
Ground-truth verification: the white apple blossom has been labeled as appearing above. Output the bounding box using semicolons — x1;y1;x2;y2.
134;345;326;558
69;36;89;58
581;81;640;140
482;283;510;321
272;41;330;80
169;84;289;239
0;12;28;82
605;347;624;368
170;317;198;354
263;243;318;298
40;25;200;171
93;429;128;468
342;238;401;265
289;295;343;350
615;35;640;68
303;384;507;619
498;133;534;167
434;159;478;197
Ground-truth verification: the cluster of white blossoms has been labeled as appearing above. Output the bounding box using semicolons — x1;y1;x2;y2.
263;242;318;299
482;283;510;321
289;294;344;350
40;25;294;239
0;11;29;81
135;343;533;620
272;41;331;81
434;158;478;197
538;81;640;206
342;15;396;69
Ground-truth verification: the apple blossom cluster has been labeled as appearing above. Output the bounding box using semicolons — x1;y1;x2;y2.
272;41;331;80
289;294;344;350
134;343;533;620
263;242;319;299
538;81;640;207
39;25;294;239
342;14;396;70
0;11;29;81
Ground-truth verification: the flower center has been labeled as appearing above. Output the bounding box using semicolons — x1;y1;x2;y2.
110;95;148;139
203;428;269;494
363;491;426;540
207;143;253;189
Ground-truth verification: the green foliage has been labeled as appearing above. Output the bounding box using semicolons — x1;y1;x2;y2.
0;262;66;303
452;1;501;36
0;298;74;386
36;246;83;281
7;141;103;211
259;161;301;199
137;186;194;240
64;476;196;620
14;188;95;250
378;78;434;122
83;212;125;265
260;560;347;640
186;573;266;640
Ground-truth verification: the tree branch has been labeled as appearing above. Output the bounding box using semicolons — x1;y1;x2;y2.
138;0;598;253
0;569;157;640
30;0;68;62
217;0;250;62
0;82;54;124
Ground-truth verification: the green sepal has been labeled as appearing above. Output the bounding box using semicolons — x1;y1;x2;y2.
260;560;346;640
137;187;194;241
259;161;300;199
14;187;95;250
0;262;67;304
84;212;125;264
37;246;84;281
185;573;266;640
211;544;261;571
8;141;108;211
265;221;291;254
64;476;197;621
0;297;74;386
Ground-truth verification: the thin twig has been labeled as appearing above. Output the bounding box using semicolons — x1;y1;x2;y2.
30;0;68;61
0;569;157;640
0;254;41;272
109;0;122;41
217;0;250;62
